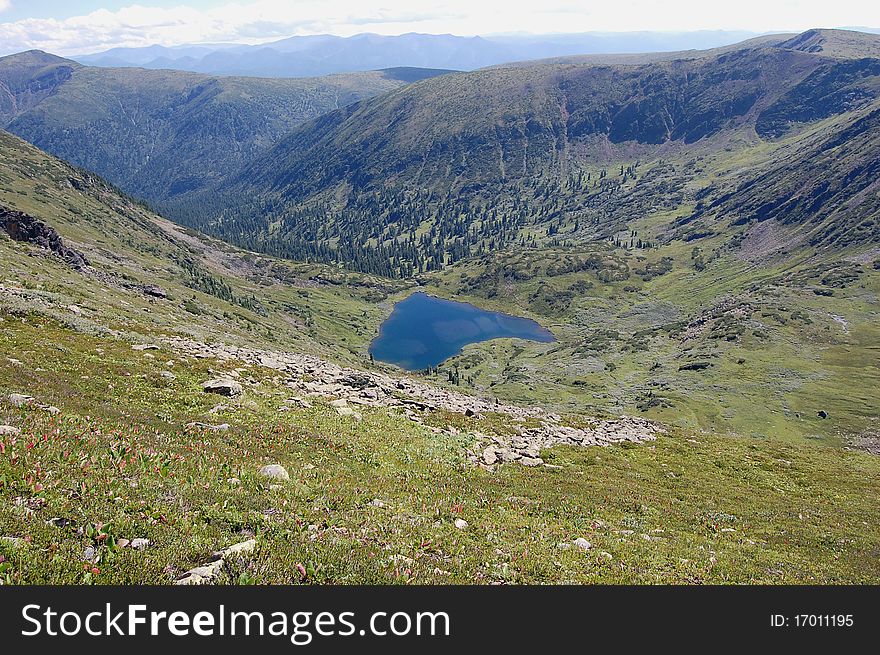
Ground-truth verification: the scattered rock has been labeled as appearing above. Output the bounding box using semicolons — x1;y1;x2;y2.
160;336;661;470
678;361;712;371
335;405;362;420
141;284;167;299
116;538;130;549
0;425;20;436
83;546;96;562
130;538;151;550
573;538;592;551
131;344;159;351
215;539;255;559
160;371;176;380
226;477;241;486
481;446;499;466
201;378;242;396
454;519;469;530
8;393;33;408
258;464;290;482
175;560;224;585
186;421;230;432
174;539;256;586
46;517;72;528
497;448;520;463
369;498;387;508
817;410;828;419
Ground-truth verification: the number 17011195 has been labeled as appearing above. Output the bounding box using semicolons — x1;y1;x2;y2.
771;614;854;627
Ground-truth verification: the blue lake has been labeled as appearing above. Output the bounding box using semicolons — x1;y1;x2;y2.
369;292;555;371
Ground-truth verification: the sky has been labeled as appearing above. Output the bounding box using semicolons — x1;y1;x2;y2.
0;1;877;56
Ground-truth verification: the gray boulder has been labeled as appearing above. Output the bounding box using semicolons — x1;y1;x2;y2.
8;393;33;408
259;464;290;482
201;378;242;396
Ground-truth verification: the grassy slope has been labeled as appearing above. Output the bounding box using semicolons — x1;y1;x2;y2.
1;130;879;584
2;318;878;584
0;129;405;361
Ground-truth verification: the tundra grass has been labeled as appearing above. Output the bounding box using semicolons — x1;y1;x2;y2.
1;315;878;585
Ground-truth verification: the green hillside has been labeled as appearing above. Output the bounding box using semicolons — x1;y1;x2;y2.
0;51;428;202
174;30;880;276
2;130;879;585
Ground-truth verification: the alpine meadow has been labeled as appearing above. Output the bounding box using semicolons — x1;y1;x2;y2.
0;13;878;592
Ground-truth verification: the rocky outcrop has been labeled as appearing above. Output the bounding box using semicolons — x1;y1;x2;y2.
470;415;659;468
140;284;167;299
201;378;242;396
174;539;256;585
7;392;60;415
1;206;88;270
165;336;662;468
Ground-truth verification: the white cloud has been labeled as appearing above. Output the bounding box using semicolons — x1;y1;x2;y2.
0;1;11;15
0;1;878;56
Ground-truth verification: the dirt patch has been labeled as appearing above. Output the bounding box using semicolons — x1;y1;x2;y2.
736;219;805;262
848;430;880;455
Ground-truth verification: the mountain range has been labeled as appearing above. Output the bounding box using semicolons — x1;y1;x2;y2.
73;31;768;78
4;29;879;276
1;27;879;585
172;28;880;274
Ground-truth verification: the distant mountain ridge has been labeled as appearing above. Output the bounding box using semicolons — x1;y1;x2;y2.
71;30;768;78
0;50;80;123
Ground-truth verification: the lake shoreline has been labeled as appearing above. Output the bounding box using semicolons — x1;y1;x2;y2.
369;291;555;371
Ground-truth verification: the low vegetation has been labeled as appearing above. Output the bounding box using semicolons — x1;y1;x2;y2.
1;317;878;584
1;30;878;585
